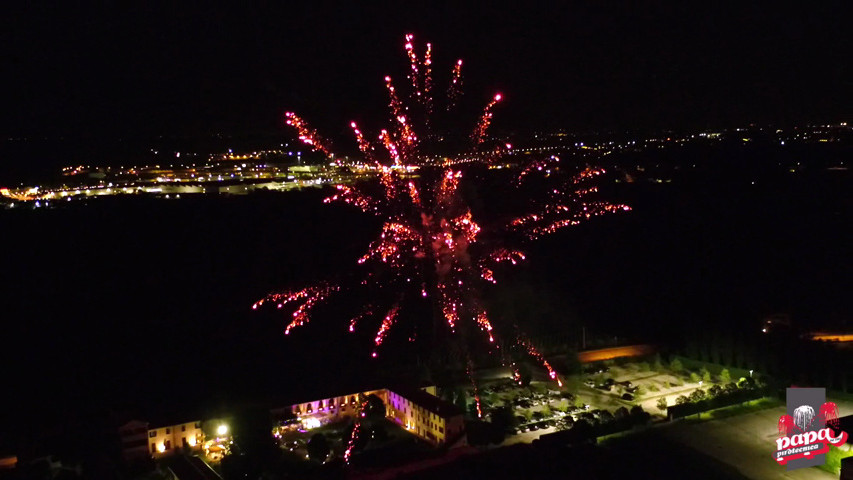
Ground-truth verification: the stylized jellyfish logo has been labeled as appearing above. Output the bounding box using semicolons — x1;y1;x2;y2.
818;402;839;428
778;414;796;438
793;405;816;432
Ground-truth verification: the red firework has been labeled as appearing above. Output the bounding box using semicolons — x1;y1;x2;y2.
256;36;630;447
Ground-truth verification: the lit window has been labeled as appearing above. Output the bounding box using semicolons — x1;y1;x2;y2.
149;431;156;438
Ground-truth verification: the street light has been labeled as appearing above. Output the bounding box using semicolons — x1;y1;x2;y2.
749;370;753;377
217;424;228;436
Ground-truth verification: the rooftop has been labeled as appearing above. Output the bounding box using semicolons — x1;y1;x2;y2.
389;387;463;418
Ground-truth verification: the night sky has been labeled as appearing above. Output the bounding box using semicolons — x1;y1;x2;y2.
3;2;850;139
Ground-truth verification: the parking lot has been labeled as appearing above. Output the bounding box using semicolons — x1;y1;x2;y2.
474;358;740;445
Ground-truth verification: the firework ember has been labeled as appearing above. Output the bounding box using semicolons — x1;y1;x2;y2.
447;59;463;110
471;93;502;145
284;112;331;156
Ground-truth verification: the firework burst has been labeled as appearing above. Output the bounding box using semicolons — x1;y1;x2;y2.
256;35;629;452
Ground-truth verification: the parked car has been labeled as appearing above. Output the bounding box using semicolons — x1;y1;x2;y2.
621;393;634;401
603;378;616;387
584;380;595;387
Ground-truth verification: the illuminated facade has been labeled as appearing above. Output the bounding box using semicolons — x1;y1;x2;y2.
275;388;387;430
385;387;464;446
148;421;204;458
275;384;464;447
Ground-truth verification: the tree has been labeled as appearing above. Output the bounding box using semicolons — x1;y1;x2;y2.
637;362;650;372
541;405;552;417
689;389;706;402
719;368;731;384
724;382;738;394
561;350;582;375
670;358;683;373
656;397;668;412
700;367;711;383
453;390;467;412
556;416;574;431
675;395;689;405
363;394;386;421
598;410;614;423
738;376;756;389
707;384;723;397
490;406;517;433
630;406;650;425
307;434;330;462
689;372;701;383
614;407;629;420
653;354;664;372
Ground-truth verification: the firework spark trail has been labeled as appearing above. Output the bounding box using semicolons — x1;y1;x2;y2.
284;112;331;156
517;156;560;185
344;398;370;464
358;222;420;266
517;334;562;387
404;34;420;99
447;59;463;110
350;121;377;163
451;210;481;243
510;166;631;238
252;286;319;311
343;422;361;463
480;265;496;284
489;248;526;265
283;284;339;335
436;169;462;205
475;308;495;343
385;76;405;132
324;184;377;212
379;130;402;165
252;285;338;334
372;304;401;357
471;94;502;146
348;307;373;332
407;181;422;207
519;203;632;238
423;42;433;115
